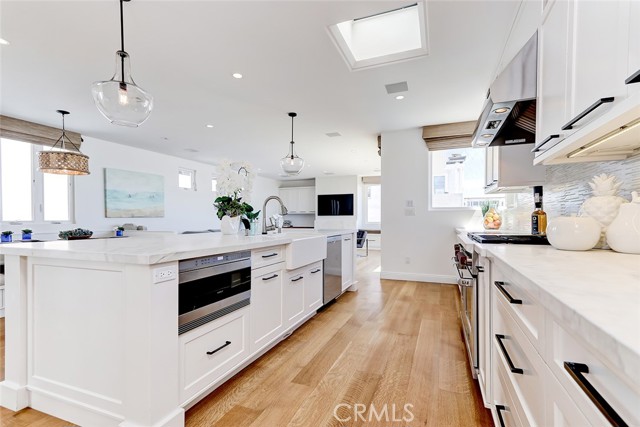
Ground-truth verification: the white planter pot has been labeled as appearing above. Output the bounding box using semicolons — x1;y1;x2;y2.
606;191;640;254
220;215;241;235
547;216;601;251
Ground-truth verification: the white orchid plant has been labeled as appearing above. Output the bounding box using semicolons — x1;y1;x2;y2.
215;159;255;202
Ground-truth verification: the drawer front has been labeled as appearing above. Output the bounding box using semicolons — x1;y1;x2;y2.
549;318;640;426
494;359;526;427
283;269;305;328
304;261;323;313
180;307;249;402
546;366;593;427
494;297;545;426
251;246;284;269
492;263;543;351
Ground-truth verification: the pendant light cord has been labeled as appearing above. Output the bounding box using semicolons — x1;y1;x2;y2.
290;115;295;159
119;0;126;86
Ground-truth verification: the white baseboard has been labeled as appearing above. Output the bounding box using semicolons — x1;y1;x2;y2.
0;380;29;411
380;271;457;284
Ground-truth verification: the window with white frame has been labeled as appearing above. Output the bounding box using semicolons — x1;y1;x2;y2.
178;168;196;190
0;138;74;223
362;182;381;227
211;177;217;193
429;147;503;209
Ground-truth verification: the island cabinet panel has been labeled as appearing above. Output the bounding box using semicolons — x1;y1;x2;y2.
179;306;249;404
29;262;126;415
250;262;284;354
283;268;305;329
341;234;354;291
304;262;323;313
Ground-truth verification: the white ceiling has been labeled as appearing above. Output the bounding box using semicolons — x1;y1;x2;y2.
0;0;520;180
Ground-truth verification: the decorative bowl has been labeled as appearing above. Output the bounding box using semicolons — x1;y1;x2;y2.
59;228;93;240
547;216;600;251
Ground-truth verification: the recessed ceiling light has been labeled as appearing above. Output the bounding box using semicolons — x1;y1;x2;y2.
0;38;9;46
481;134;493;138
494;107;510;114
323;171;335;175
395;95;405;100
232;73;243;79
205;124;214;128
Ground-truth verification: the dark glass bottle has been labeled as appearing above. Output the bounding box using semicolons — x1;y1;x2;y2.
531;186;547;235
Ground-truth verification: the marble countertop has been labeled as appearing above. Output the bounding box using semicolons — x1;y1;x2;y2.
0;233;307;265
456;230;640;383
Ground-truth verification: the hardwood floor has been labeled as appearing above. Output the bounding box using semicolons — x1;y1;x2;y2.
0;251;492;426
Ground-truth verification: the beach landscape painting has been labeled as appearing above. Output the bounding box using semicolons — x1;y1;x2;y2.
104;168;165;218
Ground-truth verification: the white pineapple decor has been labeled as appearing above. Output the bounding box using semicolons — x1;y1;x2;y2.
579;174;628;249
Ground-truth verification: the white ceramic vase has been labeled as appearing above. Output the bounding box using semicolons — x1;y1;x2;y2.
606;191;640;254
547;216;601;251
220;215;241;235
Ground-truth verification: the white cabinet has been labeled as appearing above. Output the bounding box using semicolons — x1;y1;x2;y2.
304;262;323;313
534;0;640;164
283;269;305;329
250;262;284;353
341;234;354;291
477;257;491;407
278;187;315;214
535;0;572;154
484;145;546;193
179;307;250;404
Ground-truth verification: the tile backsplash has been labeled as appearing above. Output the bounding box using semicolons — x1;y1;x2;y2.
504;155;640;232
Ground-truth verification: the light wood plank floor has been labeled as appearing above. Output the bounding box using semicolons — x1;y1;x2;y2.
0;251;492;426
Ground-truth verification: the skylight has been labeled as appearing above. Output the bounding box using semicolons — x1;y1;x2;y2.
329;2;429;71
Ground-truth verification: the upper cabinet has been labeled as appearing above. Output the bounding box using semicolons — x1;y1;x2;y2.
278;187;315;214
534;0;640;164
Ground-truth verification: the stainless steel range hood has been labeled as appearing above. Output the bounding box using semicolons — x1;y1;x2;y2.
471;32;538;148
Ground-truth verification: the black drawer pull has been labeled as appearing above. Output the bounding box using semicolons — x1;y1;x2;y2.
495;334;524;374
206;340;231;355
291;276;303;282
344;238;351;241
562;97;614;130
496;405;507;427
494;281;522;304
261;253;278;258
311;268;321;274
532;134;560;152
564;362;628;427
262;274;279;281
625;69;640;85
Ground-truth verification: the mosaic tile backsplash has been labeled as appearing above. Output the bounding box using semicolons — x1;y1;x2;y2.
505;155;640;232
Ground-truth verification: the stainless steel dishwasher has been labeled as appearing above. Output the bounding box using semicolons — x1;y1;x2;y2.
323;235;342;304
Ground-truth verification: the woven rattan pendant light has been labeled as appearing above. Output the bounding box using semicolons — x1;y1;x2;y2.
38;110;90;175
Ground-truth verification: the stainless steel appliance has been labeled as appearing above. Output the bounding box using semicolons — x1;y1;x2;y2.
453;244;482;377
323;235;342;304
468;233;550;245
178;251;251;334
471;32;538;148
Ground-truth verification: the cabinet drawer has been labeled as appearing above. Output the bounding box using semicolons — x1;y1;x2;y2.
546;366;593;427
494;359;526;427
549;318;640;426
494;297;545;426
251;245;284;269
492;263;543;351
180;307;249;403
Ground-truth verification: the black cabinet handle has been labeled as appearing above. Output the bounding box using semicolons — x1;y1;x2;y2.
262;274;279;281
625;69;640;85
532;134;560;152
495;405;507;427
206;340;231;355
291;276;303;282
344;238;351;241
564;362;628;427
494;281;522;304
562;97;614;130
311;268;321;274
261;253;278;258
495;334;524;374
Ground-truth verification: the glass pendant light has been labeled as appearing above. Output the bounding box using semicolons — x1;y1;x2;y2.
38;110;90;175
280;112;305;175
91;0;153;127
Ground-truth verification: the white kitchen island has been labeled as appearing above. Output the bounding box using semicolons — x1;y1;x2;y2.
0;232;330;427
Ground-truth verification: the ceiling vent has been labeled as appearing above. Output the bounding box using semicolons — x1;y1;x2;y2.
385;81;409;94
422;121;476;151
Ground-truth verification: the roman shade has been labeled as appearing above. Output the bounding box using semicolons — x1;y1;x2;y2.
422;121;476;151
0;115;83;148
362;176;381;184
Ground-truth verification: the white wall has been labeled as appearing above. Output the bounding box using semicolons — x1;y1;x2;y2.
5;136;278;239
314;175;358;229
380;128;475;284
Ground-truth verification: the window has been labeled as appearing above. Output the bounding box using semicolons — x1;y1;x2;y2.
429;147;503;209
211;177;217;193
362;183;381;226
178;168;196;190
0;138;73;223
